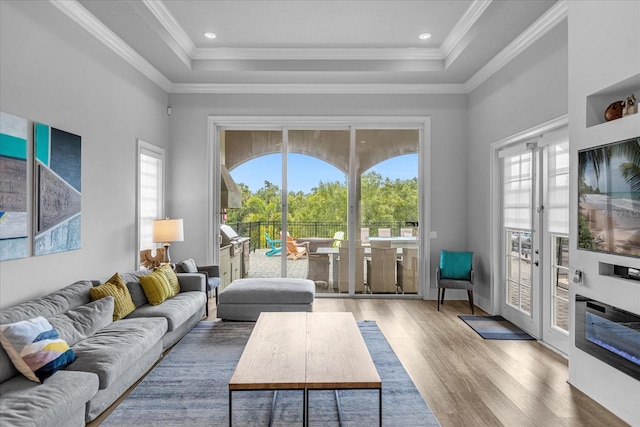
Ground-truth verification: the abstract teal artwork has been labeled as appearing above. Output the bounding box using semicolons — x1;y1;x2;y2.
34;122;81;256
0;111;28;261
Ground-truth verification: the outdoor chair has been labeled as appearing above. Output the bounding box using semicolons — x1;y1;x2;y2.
265;232;282;257
436;250;474;314
332;231;345;248
338;240;366;293
286;237;310;260
397;248;418;293
366;240;399;293
378;228;391;237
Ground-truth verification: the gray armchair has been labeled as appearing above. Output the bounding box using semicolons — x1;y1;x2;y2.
176;258;220;317
436;250;474;314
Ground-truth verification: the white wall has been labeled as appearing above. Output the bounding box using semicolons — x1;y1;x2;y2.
0;1;169;308
467;21;569;311
567;2;640;424
167;93;469;295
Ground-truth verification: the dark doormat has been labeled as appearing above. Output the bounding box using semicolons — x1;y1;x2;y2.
458;315;535;340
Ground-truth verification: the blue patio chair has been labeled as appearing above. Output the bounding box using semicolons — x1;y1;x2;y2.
265;232;282;257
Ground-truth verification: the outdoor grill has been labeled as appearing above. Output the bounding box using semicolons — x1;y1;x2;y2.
220;224;251;276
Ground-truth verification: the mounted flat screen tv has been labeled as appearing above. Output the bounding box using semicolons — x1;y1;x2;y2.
578;136;640;258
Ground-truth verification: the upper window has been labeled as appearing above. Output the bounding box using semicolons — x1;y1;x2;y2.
137;140;164;260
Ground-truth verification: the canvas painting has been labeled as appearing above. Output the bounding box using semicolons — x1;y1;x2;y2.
0;111;29;261
34;122;81;256
578;137;640;258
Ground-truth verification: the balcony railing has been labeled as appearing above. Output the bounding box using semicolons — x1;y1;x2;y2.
224;221;417;250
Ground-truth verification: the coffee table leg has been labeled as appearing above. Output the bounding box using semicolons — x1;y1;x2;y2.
305;389;309;426
229;390;232;427
379;388;382;427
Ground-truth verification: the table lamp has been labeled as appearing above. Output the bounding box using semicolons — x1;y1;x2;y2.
152;218;184;267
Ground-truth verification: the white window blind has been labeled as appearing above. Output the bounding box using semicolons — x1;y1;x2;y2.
546;139;569;234
503;152;532;229
138;142;164;253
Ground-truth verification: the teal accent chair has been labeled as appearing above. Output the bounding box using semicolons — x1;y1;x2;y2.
265;232;282;257
436;250;474;314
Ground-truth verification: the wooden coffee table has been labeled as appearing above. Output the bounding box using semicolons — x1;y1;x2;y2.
229;312;382;426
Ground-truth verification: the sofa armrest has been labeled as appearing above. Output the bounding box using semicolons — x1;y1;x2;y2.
176;273;206;293
197;265;219;278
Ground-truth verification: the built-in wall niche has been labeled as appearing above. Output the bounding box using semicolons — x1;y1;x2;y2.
586;73;640;128
599;262;640;282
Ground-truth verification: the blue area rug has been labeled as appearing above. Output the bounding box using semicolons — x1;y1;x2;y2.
102;320;440;426
459;315;535;340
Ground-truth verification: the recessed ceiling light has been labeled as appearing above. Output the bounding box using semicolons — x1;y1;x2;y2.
418;33;432;40
204;32;217;40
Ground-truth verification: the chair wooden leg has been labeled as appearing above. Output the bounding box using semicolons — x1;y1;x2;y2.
437;288;442;311
467;290;474;314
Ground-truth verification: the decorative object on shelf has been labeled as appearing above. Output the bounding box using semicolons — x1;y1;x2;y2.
622;93;637;116
140;248;165;269
604;100;624;121
152;218;184;268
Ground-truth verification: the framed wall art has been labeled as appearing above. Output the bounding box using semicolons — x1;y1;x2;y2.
34;122;81;256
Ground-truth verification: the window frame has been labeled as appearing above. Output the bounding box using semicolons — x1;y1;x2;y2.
136;139;165;268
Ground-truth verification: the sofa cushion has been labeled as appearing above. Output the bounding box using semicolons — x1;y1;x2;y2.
90;273;135;320
65;317;167;389
139;270;174;305
0;369;98;427
0;316;76;383
156;264;180;295
48;297;114;346
0;281;93;384
125;291;205;331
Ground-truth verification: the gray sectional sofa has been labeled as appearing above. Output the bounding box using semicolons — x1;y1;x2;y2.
0;270;206;427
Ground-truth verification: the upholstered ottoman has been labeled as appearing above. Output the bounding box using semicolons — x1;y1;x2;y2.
217;278;315;321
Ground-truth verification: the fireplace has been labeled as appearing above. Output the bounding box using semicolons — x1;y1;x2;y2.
575;295;640;381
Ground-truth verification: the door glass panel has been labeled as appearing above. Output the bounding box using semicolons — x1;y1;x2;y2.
286;130;349;289
222;130;283;282
552;235;569;332
356;129;419;295
503;150;533;315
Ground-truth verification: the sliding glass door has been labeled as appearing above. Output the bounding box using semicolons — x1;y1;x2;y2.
212;118;427;298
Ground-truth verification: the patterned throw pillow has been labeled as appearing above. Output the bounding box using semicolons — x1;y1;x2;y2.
90;273;136;320
0;316;76;383
139;270;174;305
156;264;180;295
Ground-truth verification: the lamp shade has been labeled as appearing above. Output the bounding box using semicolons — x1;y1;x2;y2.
152;218;184;243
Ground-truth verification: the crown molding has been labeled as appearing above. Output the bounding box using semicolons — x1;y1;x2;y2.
50;0;172;92
192;47;444;61
441;0;493;59
464;0;568;92
51;0;567;96
170;83;467;95
142;0;196;57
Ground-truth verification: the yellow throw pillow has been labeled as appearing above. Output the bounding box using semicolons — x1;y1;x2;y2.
90;273;136;320
156;264;180;295
139;270;173;306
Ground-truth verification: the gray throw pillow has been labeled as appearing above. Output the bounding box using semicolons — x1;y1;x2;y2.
180;258;198;273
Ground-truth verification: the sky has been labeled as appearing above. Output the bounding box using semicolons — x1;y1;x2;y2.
230;153;418;193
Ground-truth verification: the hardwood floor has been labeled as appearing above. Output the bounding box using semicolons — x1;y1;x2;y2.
213;298;627;427
92;297;627;426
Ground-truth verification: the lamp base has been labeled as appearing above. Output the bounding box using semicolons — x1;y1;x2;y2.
162;243;176;270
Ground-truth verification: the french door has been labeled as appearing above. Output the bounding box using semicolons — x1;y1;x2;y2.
498;124;569;352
